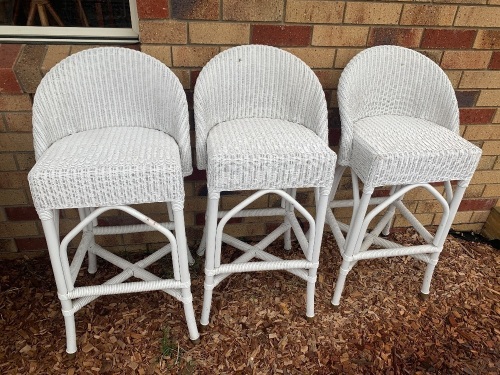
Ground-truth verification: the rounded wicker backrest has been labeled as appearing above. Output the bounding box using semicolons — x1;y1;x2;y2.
337;45;459;166
194;44;328;170
33;47;192;175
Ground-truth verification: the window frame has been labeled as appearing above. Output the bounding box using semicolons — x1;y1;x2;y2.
0;0;139;44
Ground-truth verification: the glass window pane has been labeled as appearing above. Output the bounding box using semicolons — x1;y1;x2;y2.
0;0;131;28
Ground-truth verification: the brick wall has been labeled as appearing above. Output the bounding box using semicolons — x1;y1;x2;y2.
1;0;499;258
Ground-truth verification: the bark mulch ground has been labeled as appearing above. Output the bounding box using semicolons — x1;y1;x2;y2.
0;231;498;374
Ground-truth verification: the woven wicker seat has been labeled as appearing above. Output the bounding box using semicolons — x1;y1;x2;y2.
28;47;199;354
351;115;481;188
328;45;482;306
195;45;337;327
30;127;184;209
207;118;335;192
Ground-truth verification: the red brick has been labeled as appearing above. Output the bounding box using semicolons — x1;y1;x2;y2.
314;70;341;89
0;68;22;93
15;153;36;171
186;92;194;109
324;90;332;106
97;215;142;227
0;134;34;154
5;206;39;221
312;26;368;47
0;172;29;189
0;94;31;112
459;108;495;124
489;52;500;70
328;107;341;146
172;47;218;68
0;221;38;237
15;237;47;251
0;44;21;68
464;124;500;140
137;0;168;19
474;30;500;49
185;167;207;181
172;0;219;20
421;29;476;49
328;108;340;128
286;0;344;24
328;128;341;147
139;21;187;44
5;113;32;132
224;0;283;22
0;154;16;171
460;71;500;89
195;213;242;226
455;6;500;28
458;198;497;211
0;44;23;94
455;91;479;108
124;44;141;51
401;4;457;26
0;238;17;253
189;22;250;45
251;25;311;47
0;189;28;205
191;70;201;88
441;51;492;70
195;212;205;226
196;184;208;196
41;45;70;75
418;50;442;65
368;28;422;48
372;188;391;198
14;45;46;94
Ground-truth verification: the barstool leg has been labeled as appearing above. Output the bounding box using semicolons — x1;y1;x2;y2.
168;202;195;265
78;208;97;274
381;185;400;236
200;194;220;327
332;191;372;306
331;259;352;307
197;221;208;256
306;189;330;318
62;302;77;355
283;188;295;251
172;208;200;342
420;181;468;296
40;210;77;354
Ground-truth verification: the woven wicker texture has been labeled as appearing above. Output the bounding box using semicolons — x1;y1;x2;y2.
337;45;481;188
207;118;335;192
351;115;482;188
195;45;335;325
27;48;200;352
31;47;191;174
29;127;184;210
195;44;330;172
195;44;335;192
329;45;483;307
28;47;192;211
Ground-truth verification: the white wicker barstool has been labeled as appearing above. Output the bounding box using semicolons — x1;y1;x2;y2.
27;47;200;354
194;45;337;328
328;45;482;306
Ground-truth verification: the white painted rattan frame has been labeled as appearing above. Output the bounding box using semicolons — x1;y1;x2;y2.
28;47;199;354
200;188;331;326
328;45;482;306
41;205;199;354
194;45;336;328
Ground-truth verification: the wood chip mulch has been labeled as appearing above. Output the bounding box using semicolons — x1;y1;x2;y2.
0;231;498;374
